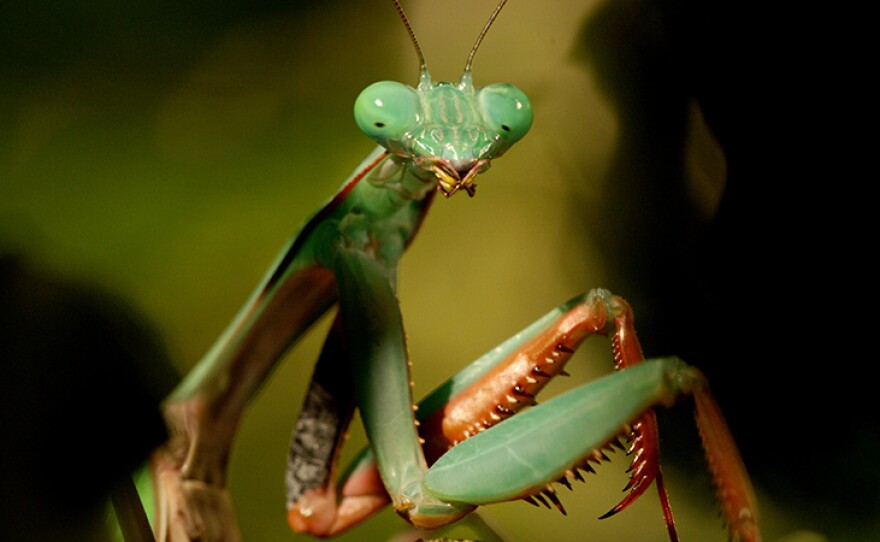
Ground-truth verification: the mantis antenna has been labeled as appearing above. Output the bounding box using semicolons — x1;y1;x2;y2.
391;0;427;70
464;0;509;74
391;0;510;75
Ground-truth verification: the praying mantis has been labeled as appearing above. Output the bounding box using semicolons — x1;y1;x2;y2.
146;1;761;541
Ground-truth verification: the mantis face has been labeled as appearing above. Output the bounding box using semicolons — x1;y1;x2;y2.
354;70;533;197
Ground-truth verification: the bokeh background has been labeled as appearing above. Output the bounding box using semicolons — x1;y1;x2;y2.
1;1;871;541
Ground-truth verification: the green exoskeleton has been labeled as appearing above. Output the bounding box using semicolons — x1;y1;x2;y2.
147;1;761;541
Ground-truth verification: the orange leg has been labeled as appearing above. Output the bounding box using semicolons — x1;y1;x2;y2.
285;290;760;541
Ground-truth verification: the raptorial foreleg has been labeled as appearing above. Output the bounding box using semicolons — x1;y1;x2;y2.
415;290;760;542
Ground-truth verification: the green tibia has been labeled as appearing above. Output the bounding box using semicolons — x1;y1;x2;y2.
333;247;474;525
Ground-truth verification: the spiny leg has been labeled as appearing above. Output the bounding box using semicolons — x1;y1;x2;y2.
417;289;760;542
289;289;666;527
285;289;611;536
285;286;759;541
600;295;675;534
419;289;614;463
333;247;475;529
603;295;759;541
418;289;663;515
692;385;760;542
421;358;697;503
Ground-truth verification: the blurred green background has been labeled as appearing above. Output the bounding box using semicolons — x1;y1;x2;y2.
1;1;872;541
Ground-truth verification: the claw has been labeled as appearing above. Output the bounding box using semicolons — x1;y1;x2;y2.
600;356;759;542
598;297;682;539
599;410;680;542
599;412;661;518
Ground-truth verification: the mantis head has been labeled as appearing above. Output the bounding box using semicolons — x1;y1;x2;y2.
353;69;532;197
352;0;532;197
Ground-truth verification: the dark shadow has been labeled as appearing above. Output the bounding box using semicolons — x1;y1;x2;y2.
573;0;875;538
0;253;177;541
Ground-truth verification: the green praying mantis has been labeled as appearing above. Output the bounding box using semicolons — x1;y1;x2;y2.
146;1;761;541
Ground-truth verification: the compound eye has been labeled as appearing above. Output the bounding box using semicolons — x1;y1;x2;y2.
476;83;533;143
354;81;420;142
